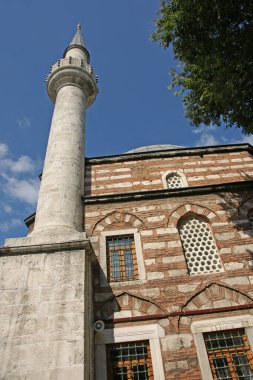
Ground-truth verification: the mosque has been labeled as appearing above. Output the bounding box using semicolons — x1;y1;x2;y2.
1;25;253;380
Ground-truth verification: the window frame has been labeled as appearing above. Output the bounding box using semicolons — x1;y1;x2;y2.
99;228;146;287
95;324;165;380
191;315;253;380
106;234;138;282
162;170;188;189
107;340;154;379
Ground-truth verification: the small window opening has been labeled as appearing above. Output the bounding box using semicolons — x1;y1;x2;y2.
166;173;183;189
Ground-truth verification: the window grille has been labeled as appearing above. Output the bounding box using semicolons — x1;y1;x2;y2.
204;329;253;380
248;210;253;227
106;235;138;282
107;340;154;380
166;173;183;189
179;216;223;275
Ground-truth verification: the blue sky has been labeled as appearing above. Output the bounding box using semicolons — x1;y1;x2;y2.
0;0;252;245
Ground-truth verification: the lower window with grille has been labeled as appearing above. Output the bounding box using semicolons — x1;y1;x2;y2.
204;328;253;379
106;235;138;282
107;340;154;380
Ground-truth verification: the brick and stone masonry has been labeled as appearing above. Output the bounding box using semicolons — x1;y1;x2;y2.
84;144;253;380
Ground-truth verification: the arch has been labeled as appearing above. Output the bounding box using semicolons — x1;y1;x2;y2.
92;211;146;234
167;203;220;227
95;292;167;320
182;282;253;312
162;170;188;189
176;282;253;332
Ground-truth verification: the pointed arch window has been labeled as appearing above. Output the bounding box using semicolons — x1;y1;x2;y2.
178;215;223;275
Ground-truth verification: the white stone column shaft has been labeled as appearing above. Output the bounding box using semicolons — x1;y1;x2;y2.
33;84;86;235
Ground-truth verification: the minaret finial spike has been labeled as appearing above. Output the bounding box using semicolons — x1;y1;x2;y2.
63;23;90;62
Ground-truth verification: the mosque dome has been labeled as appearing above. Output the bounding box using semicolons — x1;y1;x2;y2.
126;144;184;153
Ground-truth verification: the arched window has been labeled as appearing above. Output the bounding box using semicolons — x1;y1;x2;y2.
178;215;223;275
248;209;253;226
166;173;183;189
162;170;188;189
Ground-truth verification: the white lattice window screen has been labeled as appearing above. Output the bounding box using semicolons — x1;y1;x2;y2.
166;173;183;189
179;216;223;275
248;209;253;226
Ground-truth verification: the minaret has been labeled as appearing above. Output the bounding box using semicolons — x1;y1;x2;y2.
1;26;96;380
31;24;98;238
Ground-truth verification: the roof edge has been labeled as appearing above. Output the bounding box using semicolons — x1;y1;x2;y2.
86;143;253;165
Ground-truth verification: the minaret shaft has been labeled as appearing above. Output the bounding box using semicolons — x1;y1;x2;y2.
33;85;86;234
31;25;98;238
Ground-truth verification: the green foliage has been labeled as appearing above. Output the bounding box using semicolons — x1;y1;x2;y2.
153;0;253;134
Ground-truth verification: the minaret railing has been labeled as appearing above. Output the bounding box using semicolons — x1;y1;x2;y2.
46;57;98;83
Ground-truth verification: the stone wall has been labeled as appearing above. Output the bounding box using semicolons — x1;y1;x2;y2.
0;244;93;380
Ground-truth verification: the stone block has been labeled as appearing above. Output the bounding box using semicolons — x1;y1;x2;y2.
49;366;84;380
140;230;153;236
156;227;177;235
143;242;166;250
215;232;235;240
167;241;181;248
177;360;188;369
224;277;250;286
140;288;160;297
168;269;187;277
162;255;184;264
145;259;156;266
224;262;244;271
26;371;50;380
163;334;193;352
178;284;199;293
147;272;164;280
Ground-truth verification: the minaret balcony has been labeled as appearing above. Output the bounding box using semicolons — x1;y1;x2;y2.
46;56;98;107
48;57;98;83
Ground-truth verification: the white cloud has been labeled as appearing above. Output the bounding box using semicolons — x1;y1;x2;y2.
0;143;8;158
17;117;31;129
0;139;36;175
3;205;12;213
195;131;219;147
0;140;40;242
0;141;40;207
8;155;35;173
3;176;39;205
192;125;253;147
192;125;216;135
0;218;23;232
234;135;253;145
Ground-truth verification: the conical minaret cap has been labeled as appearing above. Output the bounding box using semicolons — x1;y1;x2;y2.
70;23;86;48
63;24;90;62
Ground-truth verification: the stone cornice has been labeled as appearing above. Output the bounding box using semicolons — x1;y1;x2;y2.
24;180;253;228
85;143;253;165
0;238;94;258
83;180;253;205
